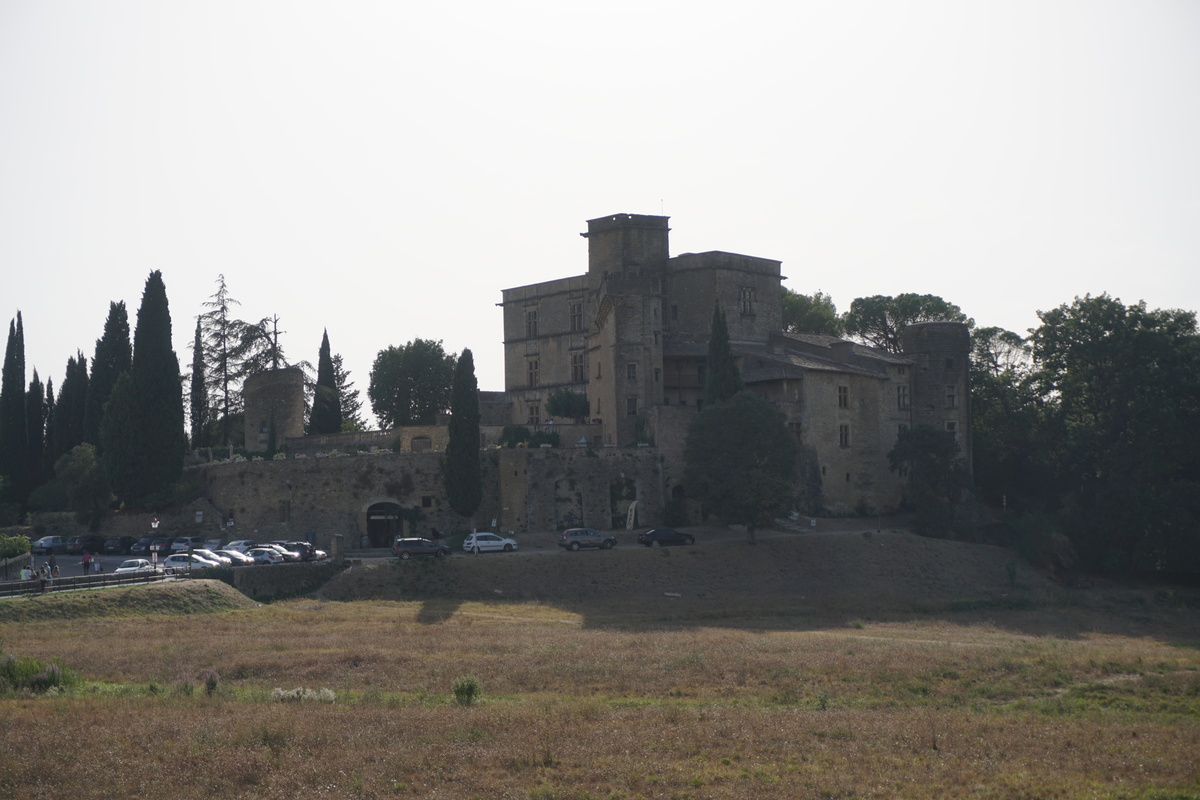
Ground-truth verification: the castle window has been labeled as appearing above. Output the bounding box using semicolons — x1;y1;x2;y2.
945;420;958;440
627;363;637;381
837;386;849;408
671;305;678;320
571;353;585;383
945;358;956;370
527;359;539;387
421;496;433;508
525;309;538;338
626;396;638;416
569;302;583;332
739;286;756;315
897;366;906;376
838;424;851;448
945;384;958;409
654;367;661;383
897;385;909;410
528;405;540;426
411;437;432;452
697;364;706;382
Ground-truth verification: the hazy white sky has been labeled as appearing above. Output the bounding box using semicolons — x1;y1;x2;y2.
3;1;1198;421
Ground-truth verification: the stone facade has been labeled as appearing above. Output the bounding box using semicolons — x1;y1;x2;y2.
500;212;972;516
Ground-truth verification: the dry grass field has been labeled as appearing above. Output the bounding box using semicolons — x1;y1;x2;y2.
2;526;1199;799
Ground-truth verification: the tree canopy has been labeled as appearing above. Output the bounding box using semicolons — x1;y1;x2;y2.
83;301;131;447
843;294;971;354
368;339;457;428
546;388;589;422
444;348;482;519
782;289;844;336
684;390;797;542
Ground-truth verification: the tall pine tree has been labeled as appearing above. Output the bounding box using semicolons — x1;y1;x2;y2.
444;348;482;520
51;353;88;462
102;271;184;507
189;318;208;447
309;330;342;435
0;314;28;508
25;370;47;497
83;301;132;446
704;300;743;406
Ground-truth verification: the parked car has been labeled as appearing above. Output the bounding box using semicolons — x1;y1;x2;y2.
558;528;617;551
224;540;259;553
162;553;220;573
393;537;451;560
102;536;138;555
113;558;157;574
170;536;207;553
262;543;302;562
193;548;232;566
129;537;156;555
149;537;174;553
212;549;255;566
67;534;106;554
637;528;695;547
31;536;69;554
246;547;285;565
462;532;519;554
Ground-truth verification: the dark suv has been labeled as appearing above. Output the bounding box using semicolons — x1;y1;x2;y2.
67;534;106;554
637;528;695;547
558;528;617;551
392;538;451;560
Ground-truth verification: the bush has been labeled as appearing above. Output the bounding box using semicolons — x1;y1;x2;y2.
452;675;481;706
0;652;76;694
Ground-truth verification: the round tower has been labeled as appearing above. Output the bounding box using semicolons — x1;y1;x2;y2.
901;322;972;470
243;367;306;452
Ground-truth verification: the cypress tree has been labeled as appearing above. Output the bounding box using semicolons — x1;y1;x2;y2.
83;301;132;446
704;300;744;406
51;353;88;462
104;271;184;507
0;314;28;505
444;348;482;520
25;370;46;496
189;318;208;447
309;330;342;435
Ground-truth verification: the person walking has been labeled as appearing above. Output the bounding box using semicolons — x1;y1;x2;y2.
81;551;92;575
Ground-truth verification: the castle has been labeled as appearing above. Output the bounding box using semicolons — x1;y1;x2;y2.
499;212;970;515
210;212;969;547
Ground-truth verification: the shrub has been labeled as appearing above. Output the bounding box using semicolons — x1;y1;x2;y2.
453;675;482;706
1;652;76;694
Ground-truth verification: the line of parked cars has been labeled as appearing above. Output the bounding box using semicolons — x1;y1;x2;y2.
29;532;327;574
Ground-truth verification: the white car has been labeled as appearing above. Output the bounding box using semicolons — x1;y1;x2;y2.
193;548;232;566
224;540;259;553
113;559;157;574
246;547;285;565
212;549;255;566
463;532;519;554
161;553;220;573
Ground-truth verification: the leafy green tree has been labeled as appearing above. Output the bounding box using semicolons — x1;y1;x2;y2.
53;443;111;526
332;354;366;431
684;390;797;543
888;424;970;538
704;300;744;406
968;327;1050;511
51;353;88;462
103;271;185;508
189;318;208;447
546;388;589;422
844;294;971;354
444;348;482;519
782;289;844;336
368;339;457;428
83;301;132;446
0;313;28;507
0;532;30;560
309;330;342;435
1030;294;1200;572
